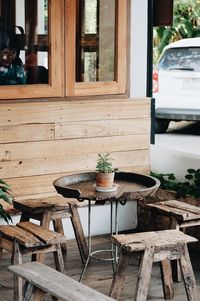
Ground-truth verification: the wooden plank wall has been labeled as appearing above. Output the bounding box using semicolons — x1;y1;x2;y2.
0;98;151;199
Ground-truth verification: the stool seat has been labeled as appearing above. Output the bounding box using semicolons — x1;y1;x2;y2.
109;229;198;301
0;221;67;301
112;229;197;252
147;200;200;227
0;221;67;249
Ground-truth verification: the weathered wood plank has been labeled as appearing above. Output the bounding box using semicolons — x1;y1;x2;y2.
17;222;67;245
0;135;149;161
0;99;150;126
148;200;200;221
55;118;150;139
13;196;70;212
5;173;67;197
0;149;149;178
0;225;43;248
112;230;197;252
8;262;114;301
0;124;55;143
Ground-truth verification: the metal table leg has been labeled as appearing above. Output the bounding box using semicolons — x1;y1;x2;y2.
79;199;119;282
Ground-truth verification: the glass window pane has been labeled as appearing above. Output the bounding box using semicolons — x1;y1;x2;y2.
0;0;48;86
159;47;200;72
76;0;116;82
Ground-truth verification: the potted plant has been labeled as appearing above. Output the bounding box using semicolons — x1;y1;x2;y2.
95;153;116;188
0;179;13;223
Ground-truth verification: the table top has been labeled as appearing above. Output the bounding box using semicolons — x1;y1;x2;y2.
53;172;160;204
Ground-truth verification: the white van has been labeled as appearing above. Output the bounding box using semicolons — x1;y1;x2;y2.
153;37;200;133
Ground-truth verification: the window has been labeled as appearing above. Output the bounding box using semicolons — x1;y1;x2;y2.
0;0;127;99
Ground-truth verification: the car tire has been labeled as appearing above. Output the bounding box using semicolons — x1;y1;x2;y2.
155;118;170;134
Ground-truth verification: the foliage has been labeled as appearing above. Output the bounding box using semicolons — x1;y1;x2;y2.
153;0;200;64
0;179;13;223
96;153;114;173
151;169;200;198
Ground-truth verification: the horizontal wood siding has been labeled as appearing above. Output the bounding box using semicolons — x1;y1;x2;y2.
0;99;151;199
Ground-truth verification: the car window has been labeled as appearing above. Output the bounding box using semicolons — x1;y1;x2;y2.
158;47;200;72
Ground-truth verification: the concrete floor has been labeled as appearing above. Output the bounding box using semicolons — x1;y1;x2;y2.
0;235;200;301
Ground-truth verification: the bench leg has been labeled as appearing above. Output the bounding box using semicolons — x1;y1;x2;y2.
134;246;154;301
160;259;174;299
12;242;23;301
69;204;88;264
178;243;198;301
109;249;130;300
32;287;46;301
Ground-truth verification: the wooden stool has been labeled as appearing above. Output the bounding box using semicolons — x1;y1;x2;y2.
109;230;198;301
13;196;88;263
0;221;67;301
147;200;200;281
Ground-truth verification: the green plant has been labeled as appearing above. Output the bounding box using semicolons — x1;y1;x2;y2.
0;179;13;223
151;169;200;198
96;153;114;173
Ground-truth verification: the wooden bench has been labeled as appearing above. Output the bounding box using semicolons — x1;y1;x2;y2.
109;229;198;301
8;261;114;301
0;221;67;301
147;200;200;281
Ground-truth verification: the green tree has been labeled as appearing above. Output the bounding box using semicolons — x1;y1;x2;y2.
153;0;200;63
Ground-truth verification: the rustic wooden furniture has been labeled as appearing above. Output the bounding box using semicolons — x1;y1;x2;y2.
13;195;88;264
109;229;198;301
53;171;160;280
146;200;200;282
8;261;115;301
147;199;200;232
0;221;67;301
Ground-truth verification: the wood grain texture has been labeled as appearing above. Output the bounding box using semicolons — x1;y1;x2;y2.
8;262;115;301
0;100;150;126
0;124;54;143
0;98;151;200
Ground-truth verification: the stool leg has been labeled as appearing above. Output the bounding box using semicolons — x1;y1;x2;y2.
170;220;182;282
12;241;23;301
53;244;65;274
53;219;67;262
69;204;88;264
160;259;174;299
109;249;130;300
178;243;198;301
36;211;52;263
134;246;154;301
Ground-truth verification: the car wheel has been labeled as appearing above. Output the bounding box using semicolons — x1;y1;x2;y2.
155;118;170;133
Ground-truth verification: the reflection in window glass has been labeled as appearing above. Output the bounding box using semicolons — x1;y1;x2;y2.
0;0;48;85
85;0;97;34
76;0;116;82
159;47;200;72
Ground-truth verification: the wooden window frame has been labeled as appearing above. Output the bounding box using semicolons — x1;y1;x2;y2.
65;0;127;96
0;0;127;100
0;0;64;100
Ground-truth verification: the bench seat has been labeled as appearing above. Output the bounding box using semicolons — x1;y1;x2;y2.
8;262;114;301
